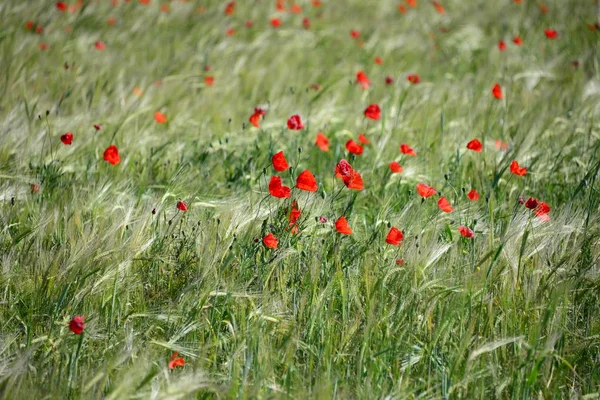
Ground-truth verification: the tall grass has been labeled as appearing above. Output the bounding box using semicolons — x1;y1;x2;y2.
0;0;599;398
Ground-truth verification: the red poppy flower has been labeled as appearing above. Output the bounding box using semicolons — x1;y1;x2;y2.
385;227;403;245
271;18;282;28
315;133;329;151
169;352;185;369
94;124;102;131
374;57;383;65
296;170;318;192
245;20;254;28
396;258;405;265
39;43;49;50
358;133;369;144
289;200;301;225
466;139;482;152
437;197;454;213
385;76;394;85
572;61;580;68
350;30;360;39
272;151;289;172
335;160;364;190
544;29;558;39
524;197;538;209
498;40;506;51
204;76;214;86
458;226;474;238
154;111;167;124
269;176;291;198
69;316;85;334
400;143;417;156
224;1;235;15
389;161;403;173
287;115;304;130
540;3;548;13
57;2;68;11
107;17;116;25
94;41;106;50
25;21;34;30
176;201;187;211
249;107;266;128
312;0;322;6
407;74;421;84
492;83;503;99
35;26;43;34
512;36;523;46
290;3;302;13
398;4;407;13
467;189;479;201
534;202;550;218
31;184;40;193
406;0;417;7
303;17;311;29
226;28;235;36
60;132;73;145
356;71;370;90
495;139;508;151
416;183;436;198
510;160;527;176
263;233;278;249
103;145;120;165
364;104;381;120
432;1;445;14
346;139;364;155
335;216;353;235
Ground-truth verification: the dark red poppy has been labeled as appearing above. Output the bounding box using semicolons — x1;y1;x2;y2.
346;139;364;155
69;316;85;334
169;352;185;369
364;104;381;120
94;124;102;131
57;2;68;11
385;227;403;245
269;176;291;198
103;145;120;165
25;21;34;30
176;201;187;211
263;233;278;249
416;183;436;198
385;76;394;85
303;18;311;29
467;189;479;201
498;40;506;51
432;1;445;14
396;258;405;265
510;160;527;176
525;197;539;209
272;151;289;172
437;197;454;213
335;216;353;235
492;83;503;99
315;132;329;151
287;115;304;130
296;170;318;192
458;226;474;238
61;132;73;145
466;139;482;152
400;143;416;156
335;160;364;190
389;161;403;173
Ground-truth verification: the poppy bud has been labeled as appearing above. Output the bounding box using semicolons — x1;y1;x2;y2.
46;110;49;116
242;123;246;129
298;147;302;153
461;187;466;193
444;174;449;180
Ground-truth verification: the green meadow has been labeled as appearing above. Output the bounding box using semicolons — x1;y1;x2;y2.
0;0;599;398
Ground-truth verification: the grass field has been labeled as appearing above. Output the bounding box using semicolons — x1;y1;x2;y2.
1;0;600;398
